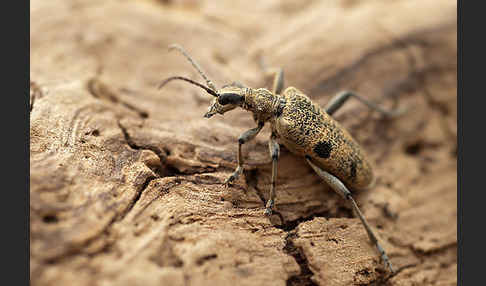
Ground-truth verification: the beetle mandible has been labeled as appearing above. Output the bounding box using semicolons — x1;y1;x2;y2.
159;44;404;273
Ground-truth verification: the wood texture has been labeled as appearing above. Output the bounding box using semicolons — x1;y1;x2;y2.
30;1;457;285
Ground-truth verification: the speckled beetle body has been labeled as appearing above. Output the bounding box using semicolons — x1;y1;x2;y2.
159;44;405;273
273;87;374;190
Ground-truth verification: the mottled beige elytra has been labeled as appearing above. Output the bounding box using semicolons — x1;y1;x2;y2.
275;87;374;191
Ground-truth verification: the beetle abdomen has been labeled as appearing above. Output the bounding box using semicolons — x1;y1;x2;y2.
275;87;373;190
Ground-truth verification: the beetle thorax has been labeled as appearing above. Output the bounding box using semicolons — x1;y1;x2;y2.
243;88;281;120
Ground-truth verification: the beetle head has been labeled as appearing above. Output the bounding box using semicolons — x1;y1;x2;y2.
204;85;246;118
158;44;247;118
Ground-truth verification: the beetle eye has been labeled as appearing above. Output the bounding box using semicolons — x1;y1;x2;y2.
218;93;244;105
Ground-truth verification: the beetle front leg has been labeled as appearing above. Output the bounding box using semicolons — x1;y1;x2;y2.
224;122;264;186
264;133;280;215
306;157;395;273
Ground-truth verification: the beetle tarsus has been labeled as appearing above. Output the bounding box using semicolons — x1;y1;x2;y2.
264;199;274;216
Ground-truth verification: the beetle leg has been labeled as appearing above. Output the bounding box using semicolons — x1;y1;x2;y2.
224;122;264;186
258;55;285;95
264;133;280;215
306;157;395;273
269;68;284;95
325;91;406;118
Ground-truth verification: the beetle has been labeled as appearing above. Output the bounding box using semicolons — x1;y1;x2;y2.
159;44;404;272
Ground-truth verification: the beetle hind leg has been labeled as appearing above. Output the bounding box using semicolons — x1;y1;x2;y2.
325;91;406;118
305;157;395;273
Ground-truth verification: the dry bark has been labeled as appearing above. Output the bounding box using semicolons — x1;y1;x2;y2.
30;1;457;285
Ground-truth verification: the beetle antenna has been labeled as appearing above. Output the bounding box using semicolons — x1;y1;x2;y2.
168;44;217;91
158;76;218;97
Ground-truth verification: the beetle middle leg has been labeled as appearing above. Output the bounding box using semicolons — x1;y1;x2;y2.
305;157;395;273
325;91;406;118
258;55;285;95
268;68;284;95
224;121;264;186
264;133;280;215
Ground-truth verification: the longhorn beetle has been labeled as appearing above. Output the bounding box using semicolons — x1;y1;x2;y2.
159;44;404;272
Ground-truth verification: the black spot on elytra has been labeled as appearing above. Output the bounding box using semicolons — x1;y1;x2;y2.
313;141;332;158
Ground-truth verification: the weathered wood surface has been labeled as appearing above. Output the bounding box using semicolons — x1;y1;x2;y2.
30;1;457;285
